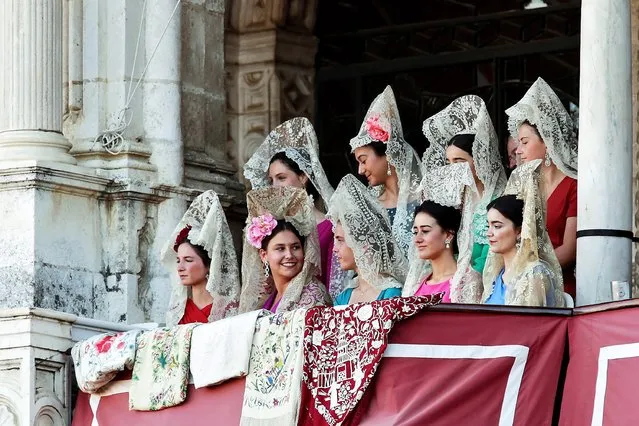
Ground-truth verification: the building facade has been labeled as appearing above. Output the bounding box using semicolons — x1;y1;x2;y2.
0;0;637;424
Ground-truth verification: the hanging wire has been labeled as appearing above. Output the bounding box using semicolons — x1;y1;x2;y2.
92;0;182;155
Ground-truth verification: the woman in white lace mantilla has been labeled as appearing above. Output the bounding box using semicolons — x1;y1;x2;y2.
243;117;339;293
350;86;422;262
327;174;407;305
506;77;578;299
238;186;331;313
162;190;241;326
422;95;507;274
402;163;482;304
482;160;565;307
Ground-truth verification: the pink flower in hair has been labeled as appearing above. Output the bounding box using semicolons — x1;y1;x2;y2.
247;214;278;249
365;115;390;143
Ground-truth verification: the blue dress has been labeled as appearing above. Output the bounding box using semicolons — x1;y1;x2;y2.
334;287;402;306
485;269;506;305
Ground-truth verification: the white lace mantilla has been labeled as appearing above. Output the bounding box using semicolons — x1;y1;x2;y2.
239;187;331;313
162;190;241;327
403;163;482;303
422;94;507;245
327;174;408;292
505;77;578;178
243;117;335;208
482;160;566;307
349;85;422;260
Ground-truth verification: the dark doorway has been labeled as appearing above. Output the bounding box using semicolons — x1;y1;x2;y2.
314;0;581;186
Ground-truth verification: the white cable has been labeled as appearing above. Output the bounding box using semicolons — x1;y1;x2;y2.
92;0;181;155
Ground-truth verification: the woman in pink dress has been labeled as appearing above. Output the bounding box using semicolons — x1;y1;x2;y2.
507;78;578;298
243;118;341;296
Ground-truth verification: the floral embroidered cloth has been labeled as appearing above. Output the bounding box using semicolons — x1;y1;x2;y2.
298;295;444;426
190;309;267;388
129;324;198;411
240;309;307;426
71;330;140;393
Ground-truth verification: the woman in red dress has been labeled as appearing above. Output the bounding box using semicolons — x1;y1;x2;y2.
162;191;241;326
506;78;578;298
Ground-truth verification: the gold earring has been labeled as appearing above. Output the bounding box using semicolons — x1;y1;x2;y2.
386;162;392;176
544;152;551;167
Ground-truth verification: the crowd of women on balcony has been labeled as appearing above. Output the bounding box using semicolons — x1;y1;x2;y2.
170;76;577;326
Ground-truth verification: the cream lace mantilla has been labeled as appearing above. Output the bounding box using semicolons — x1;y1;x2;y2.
482;160;566;307
402;163;482;303
506;77;578;179
243;117;334;207
349;85;422;260
327;174;407;292
238;187;331;313
422;95;507;245
163;191;241;327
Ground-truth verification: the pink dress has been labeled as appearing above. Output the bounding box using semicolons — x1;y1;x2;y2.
317;219;334;287
414;276;452;303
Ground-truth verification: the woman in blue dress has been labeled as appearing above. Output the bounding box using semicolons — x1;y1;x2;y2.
328;175;407;305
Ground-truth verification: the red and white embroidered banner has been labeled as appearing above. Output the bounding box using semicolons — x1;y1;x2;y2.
560;304;639;425
358;309;568;426
71;306;570;426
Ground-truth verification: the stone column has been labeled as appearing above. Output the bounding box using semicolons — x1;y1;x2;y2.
0;0;76;165
576;0;633;304
225;0;318;182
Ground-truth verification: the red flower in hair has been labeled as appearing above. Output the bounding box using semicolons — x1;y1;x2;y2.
365;115;390;143
174;225;192;251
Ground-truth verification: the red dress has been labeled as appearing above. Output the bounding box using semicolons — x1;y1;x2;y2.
178;299;212;325
546;177;577;298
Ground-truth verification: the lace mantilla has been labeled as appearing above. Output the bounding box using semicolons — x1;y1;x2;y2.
326;174;408;292
162;191;241;327
506;77;578;178
482;160;566;307
243;117;335;208
349;86;422;260
403;163;482;303
238;187;331;313
422;95;507;245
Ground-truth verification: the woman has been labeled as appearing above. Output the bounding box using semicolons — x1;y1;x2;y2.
350;86;422;261
327;175;406;305
162;191;241;326
422;95;507;273
239;186;331;313
402;162;482;303
506;77;578;298
243;117;338;292
482;160;565;307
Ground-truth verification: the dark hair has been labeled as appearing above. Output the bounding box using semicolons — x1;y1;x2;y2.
261;219;306;250
414;200;462;253
486;195;524;228
177;242;212;268
366;141;388;157
269;151;321;206
447;133;474;156
521;120;543;141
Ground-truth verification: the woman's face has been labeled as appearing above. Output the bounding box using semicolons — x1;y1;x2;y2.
267;160;308;189
487;208;521;254
412;212;452;260
445;144;478;181
516;124;546;163
176;243;209;286
259;230;305;281
353;145;390;187
332;223;356;271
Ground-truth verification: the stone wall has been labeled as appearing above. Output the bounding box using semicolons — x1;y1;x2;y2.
0;0;243;325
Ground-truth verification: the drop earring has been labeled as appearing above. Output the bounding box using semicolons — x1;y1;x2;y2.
386;162;392;176
515;236;521;250
544;152;551;167
445;240;451;249
263;261;270;277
